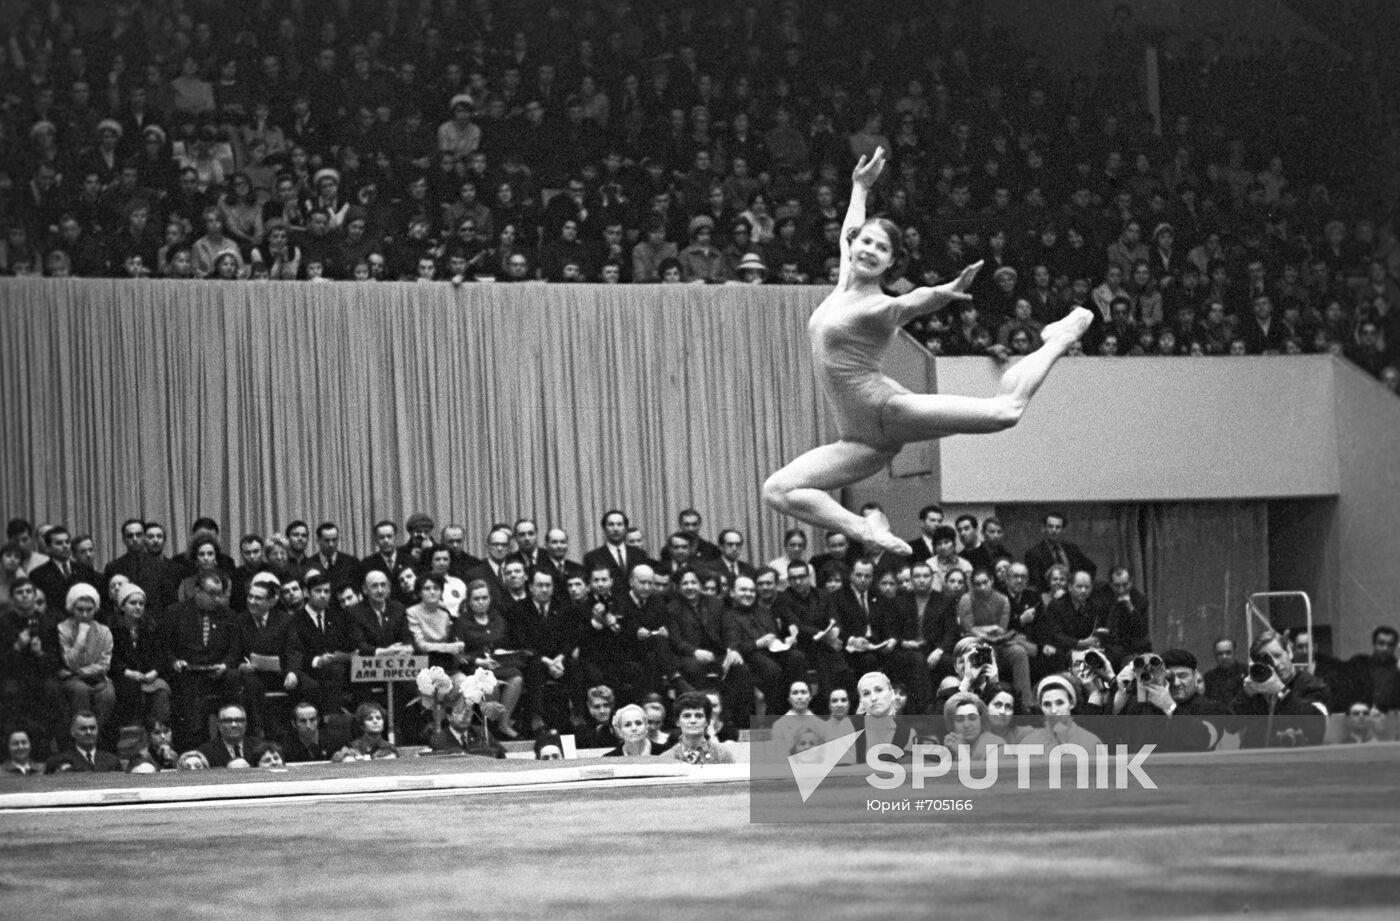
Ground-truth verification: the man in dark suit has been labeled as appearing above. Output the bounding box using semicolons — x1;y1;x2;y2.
1023;511;1097;593
884;561;945;714
575;563;644;705
290;571;354;716
809;530;861;582
1102;566;1152;665
101;518;149;588
236;578;304;739
1040;570;1111;674
658;508;722;567
427;697;503;758
29;526;102;617
346;568;411;655
724;574;808;715
360;520;413;586
655;532;703;593
955;515;995;574
163;570;243;750
828;558;890;680
195;703;265;767
537;528;586;600
1239;293;1289;354
466;526;515;602
773;560;848;712
665;566;757;729
135;521;178;614
582;509;649;584
906;504;945;563
310;522;362;594
614;564;679;698
441;525;484;581
45;711;122;772
707;528;758;585
509;518;550;573
228;533;271;614
504;569;576;732
283;701;338;762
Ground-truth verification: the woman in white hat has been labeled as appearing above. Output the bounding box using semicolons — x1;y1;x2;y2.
57;584;116;731
111;583;171;729
735;251;768;284
1021;674;1102;749
763;146;1092;555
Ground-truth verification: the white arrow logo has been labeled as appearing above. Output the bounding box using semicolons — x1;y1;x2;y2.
787;730;863;803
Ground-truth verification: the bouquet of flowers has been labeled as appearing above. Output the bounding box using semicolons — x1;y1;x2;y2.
413;666;503;742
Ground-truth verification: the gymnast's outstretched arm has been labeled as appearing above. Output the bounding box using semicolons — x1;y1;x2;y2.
836;147;887;289
890;260;985;325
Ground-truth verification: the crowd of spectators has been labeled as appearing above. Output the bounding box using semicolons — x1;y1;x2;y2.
0;1;1396;387
3;504;1396;775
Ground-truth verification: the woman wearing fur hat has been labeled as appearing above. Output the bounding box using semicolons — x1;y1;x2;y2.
57;584;116;730
678;215;731;283
111;583;171;729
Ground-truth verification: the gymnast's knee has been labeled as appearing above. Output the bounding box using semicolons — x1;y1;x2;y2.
761;473;791;511
989;396;1025;430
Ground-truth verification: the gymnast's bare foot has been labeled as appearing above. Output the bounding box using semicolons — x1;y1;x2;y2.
855;508;912;556
1041;307;1094;348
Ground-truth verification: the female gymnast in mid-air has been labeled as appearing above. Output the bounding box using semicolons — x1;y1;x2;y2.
762;147;1093;556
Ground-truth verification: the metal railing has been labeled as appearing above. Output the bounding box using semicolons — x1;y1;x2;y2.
1245;591;1314;672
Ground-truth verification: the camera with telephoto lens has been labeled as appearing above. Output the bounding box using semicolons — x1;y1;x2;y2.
968;644;994;669
1249;660;1277;684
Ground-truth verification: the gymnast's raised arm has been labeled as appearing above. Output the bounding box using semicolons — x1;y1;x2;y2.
890;260;985;325
837;147;887;289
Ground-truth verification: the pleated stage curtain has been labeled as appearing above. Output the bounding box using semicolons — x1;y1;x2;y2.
997;502;1269;656
0;278;832;565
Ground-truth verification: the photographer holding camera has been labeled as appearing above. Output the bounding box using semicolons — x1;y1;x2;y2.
956;569;1034;710
1231;630;1329;748
934;636;1000;709
1117;649;1232;752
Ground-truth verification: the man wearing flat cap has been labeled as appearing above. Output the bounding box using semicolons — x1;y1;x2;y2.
1117;648;1233;752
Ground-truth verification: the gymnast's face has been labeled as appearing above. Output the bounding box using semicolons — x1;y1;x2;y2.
850;223;894;278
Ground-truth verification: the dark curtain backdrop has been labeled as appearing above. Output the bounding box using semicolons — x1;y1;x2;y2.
997;502;1269;658
0;278;832;567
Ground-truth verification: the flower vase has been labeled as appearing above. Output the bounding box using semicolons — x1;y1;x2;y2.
431;703;445;737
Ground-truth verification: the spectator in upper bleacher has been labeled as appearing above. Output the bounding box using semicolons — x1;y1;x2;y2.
678;215;729;283
169;56;215;119
191;207;243;278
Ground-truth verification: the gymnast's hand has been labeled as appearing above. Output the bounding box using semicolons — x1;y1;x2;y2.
851;147;887;189
926;260;984;312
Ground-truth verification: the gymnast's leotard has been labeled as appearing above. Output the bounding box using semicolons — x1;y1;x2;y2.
808;292;909;449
